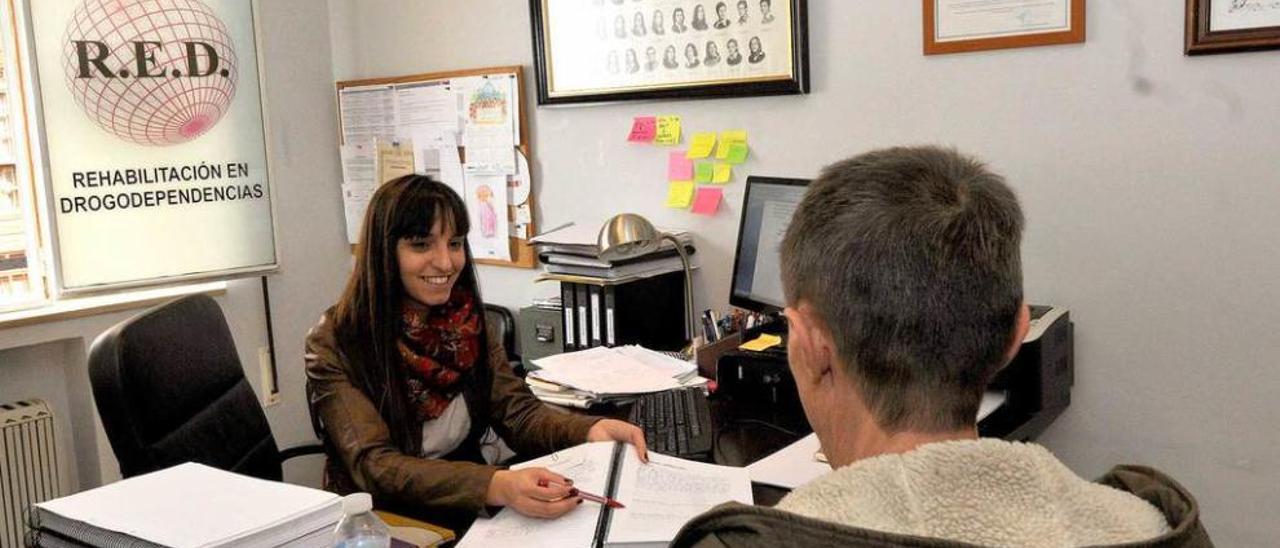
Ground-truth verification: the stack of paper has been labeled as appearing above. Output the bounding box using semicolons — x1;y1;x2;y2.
527;346;707;408
29;462;343;548
531;223;695;280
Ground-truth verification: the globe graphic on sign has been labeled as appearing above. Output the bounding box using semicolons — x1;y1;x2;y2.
61;0;238;147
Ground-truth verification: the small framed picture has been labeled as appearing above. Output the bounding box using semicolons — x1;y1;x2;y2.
529;0;810;105
1186;0;1280;55
923;0;1086;55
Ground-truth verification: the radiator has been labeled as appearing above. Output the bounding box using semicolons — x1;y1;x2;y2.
0;400;63;548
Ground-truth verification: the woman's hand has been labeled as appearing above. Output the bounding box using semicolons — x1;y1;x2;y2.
485;468;582;519
587;419;649;463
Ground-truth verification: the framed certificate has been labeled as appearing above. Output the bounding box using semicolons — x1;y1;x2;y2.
529;0;810;105
923;0;1086;55
1186;0;1280;55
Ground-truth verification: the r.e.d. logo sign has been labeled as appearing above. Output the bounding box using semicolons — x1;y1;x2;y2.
61;0;239;147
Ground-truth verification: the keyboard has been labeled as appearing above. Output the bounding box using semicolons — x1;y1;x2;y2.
628;388;714;460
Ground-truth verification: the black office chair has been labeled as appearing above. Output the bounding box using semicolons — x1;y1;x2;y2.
88;294;322;481
483;303;524;375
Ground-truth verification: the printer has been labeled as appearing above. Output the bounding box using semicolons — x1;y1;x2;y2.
716;305;1074;441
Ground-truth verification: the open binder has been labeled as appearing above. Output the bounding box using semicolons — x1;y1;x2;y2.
459;441;751;548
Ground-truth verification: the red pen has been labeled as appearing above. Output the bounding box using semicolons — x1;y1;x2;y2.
537;478;626;509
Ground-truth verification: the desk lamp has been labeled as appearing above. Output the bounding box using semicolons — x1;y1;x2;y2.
597;214;698;353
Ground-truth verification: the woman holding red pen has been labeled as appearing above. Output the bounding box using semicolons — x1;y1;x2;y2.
306;175;647;531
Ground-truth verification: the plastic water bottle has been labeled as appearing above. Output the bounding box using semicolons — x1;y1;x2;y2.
332;493;390;548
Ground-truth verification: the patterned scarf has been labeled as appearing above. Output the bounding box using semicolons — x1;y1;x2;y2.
397;287;482;422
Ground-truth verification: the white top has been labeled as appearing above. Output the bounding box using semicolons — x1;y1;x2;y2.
420;394;471;458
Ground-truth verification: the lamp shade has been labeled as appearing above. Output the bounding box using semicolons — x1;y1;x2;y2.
597;213;661;261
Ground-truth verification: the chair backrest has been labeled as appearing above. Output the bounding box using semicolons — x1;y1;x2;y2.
483;303;520;365
88;294;283;480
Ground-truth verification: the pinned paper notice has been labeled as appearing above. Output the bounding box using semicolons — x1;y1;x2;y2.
655;116;682;145
739;333;783;352
713;163;732;184
692;187;723;215
628;116;657;143
694;161;714;183
665;181;695;208
687;132;717;158
725;142;750;164
717;130;748;159
668;151;694;181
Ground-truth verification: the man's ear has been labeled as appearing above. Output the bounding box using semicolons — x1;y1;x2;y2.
786;301;834;381
1003;302;1031;365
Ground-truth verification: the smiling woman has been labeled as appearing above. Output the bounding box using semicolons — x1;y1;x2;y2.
305;175;646;531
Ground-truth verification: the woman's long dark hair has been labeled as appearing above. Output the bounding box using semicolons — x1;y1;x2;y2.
331;174;488;453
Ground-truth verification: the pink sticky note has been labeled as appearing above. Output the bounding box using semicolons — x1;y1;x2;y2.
628;116;657;142
668;151;694;181
692;187;723;215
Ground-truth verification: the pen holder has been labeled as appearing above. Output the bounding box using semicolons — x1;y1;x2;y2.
695;332;743;380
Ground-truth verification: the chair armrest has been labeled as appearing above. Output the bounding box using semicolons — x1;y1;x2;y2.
375;510;456;547
278;442;325;463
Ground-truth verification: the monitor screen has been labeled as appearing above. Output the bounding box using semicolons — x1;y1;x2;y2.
729;176;809;312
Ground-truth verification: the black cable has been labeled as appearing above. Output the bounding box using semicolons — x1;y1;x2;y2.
260;276;279;397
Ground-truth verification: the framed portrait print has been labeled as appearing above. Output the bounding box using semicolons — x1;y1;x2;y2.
529;0;809;105
923;0;1086;55
1186;0;1280;55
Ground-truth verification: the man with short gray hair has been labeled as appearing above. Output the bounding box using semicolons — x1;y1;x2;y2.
674;146;1209;547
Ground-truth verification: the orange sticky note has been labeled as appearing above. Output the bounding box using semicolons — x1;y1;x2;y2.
628;116;656;142
691;187;723;215
668;151;694;181
665;181;695;208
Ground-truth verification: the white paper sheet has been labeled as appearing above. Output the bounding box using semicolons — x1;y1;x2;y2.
530;347;689;395
339;143;377;244
464;173;511;261
338;85;397;145
457;75;517;175
607;450;753;545
458;442;615;548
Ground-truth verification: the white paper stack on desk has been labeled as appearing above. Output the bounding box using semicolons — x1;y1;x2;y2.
526;346;707;408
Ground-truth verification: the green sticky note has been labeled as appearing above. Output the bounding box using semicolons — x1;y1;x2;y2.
665;181;695;208
725;142;749;164
687;132;717;159
717;130;748;159
694;161;714;183
655;116;682;146
712;163;732;184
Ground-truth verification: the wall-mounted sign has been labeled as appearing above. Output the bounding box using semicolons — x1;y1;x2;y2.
27;0;276;291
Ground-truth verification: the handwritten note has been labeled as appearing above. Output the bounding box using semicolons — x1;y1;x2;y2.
692;187;723;215
628;116;657;143
712;163;732;184
725;142;750;164
694;161;714;183
655;116;682;145
716;130;748;159
687;132;717;158
665;181;695;209
668;152;694;181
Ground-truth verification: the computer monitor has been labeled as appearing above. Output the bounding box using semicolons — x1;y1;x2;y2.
729;176;809;313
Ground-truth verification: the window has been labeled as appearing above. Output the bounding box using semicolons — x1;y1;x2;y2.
0;0;43;311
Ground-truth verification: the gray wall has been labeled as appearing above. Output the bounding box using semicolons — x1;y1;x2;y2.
0;0;348;490
327;1;1280;544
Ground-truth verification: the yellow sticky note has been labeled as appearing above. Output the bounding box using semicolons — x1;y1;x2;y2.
694;161;714;183
655;116;682;145
716;130;748;159
739;333;783;352
664;181;695;208
712;163;732;184
687;132;717;159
